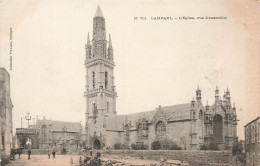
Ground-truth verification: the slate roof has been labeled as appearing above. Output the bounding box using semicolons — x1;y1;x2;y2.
206;102;227;114
105;103;192;131
37;119;82;133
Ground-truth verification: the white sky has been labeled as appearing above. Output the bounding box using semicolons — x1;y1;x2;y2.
0;0;259;140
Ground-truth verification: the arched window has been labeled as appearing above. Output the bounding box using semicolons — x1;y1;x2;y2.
137;123;143;141
213;114;223;142
199;110;203;119
93;103;97;121
193;112;196;119
105;71;108;89
92;72;95;89
125;124;130;142
42;125;47;142
156;121;166;140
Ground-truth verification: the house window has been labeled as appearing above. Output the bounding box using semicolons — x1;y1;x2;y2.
252;125;255;143
257;122;260;141
246;127;249;143
193;112;196;119
105;71;108;89
92;72;95;89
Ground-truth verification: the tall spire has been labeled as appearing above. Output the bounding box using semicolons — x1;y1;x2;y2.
94;5;104;18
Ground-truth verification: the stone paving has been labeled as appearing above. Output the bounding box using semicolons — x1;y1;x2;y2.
5;154;161;166
6;155;80;166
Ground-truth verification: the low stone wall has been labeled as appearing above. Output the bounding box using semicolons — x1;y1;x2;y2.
18;149;233;166
98;150;232;166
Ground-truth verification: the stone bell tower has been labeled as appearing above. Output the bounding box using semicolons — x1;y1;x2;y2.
84;6;117;149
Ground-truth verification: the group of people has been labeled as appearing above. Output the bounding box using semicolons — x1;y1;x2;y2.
11;145;57;160
47;145;57;159
9;147;32;160
77;151;102;166
9;148;22;160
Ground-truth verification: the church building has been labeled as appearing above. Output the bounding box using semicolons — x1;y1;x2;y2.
84;6;238;150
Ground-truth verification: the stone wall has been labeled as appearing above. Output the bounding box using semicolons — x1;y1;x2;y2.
99;150;232;166
167;121;191;149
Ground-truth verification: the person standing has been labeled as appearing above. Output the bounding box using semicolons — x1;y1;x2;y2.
70;156;74;166
47;149;51;159
17;148;21;159
28;149;31;160
52;146;56;158
79;156;82;165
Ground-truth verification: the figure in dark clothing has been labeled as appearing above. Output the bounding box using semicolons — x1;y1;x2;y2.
79;156;82;165
28;149;31;160
17;148;21;159
10;149;15;160
52;151;56;158
52;146;56;158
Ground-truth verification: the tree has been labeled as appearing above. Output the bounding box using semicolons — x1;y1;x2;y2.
232;141;246;164
151;140;161;150
114;143;124;149
232;142;243;156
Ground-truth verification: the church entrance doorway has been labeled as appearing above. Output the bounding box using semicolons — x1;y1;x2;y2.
213;114;223;142
93;139;101;149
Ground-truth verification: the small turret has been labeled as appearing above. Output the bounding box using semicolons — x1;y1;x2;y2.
215;86;219;102
232;103;236;115
85;33;92;60
196;86;201;102
108;34;113;60
226;87;231;101
205;101;209;112
225;87;231;108
223;91;226;105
